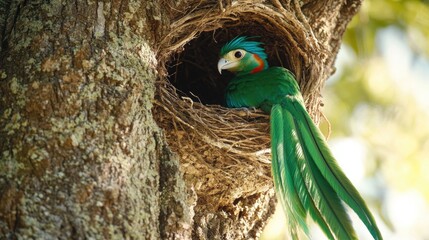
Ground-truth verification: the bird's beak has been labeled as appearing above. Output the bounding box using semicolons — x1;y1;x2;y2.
218;57;240;74
217;58;228;74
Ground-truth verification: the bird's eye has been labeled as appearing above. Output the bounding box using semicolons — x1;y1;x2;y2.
234;50;243;59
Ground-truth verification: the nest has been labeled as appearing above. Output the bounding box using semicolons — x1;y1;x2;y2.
154;1;328;210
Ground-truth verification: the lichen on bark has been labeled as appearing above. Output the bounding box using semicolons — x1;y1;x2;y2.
0;0;168;238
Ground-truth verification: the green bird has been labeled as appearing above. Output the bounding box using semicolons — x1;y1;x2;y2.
217;36;383;240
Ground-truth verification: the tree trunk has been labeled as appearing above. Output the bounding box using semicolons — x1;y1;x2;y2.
0;0;361;239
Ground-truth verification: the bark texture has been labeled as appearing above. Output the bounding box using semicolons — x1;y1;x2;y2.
0;0;361;239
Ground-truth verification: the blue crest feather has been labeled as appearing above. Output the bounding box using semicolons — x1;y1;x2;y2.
220;36;267;60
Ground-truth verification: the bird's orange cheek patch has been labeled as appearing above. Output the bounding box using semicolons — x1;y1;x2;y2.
250;54;265;74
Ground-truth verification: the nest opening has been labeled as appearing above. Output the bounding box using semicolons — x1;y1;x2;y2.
166;26;295;106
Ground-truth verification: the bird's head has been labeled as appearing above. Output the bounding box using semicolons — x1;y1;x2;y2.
218;36;269;76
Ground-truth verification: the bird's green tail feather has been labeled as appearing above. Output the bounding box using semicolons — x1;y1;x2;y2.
271;104;308;238
287;99;383;240
275;104;341;239
270;99;383;240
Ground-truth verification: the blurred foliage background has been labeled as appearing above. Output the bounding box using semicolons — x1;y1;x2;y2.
261;0;429;239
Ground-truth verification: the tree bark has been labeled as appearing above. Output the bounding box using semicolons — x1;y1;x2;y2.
0;0;361;239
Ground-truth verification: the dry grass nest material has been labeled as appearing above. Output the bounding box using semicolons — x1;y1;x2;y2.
154;1;327;207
